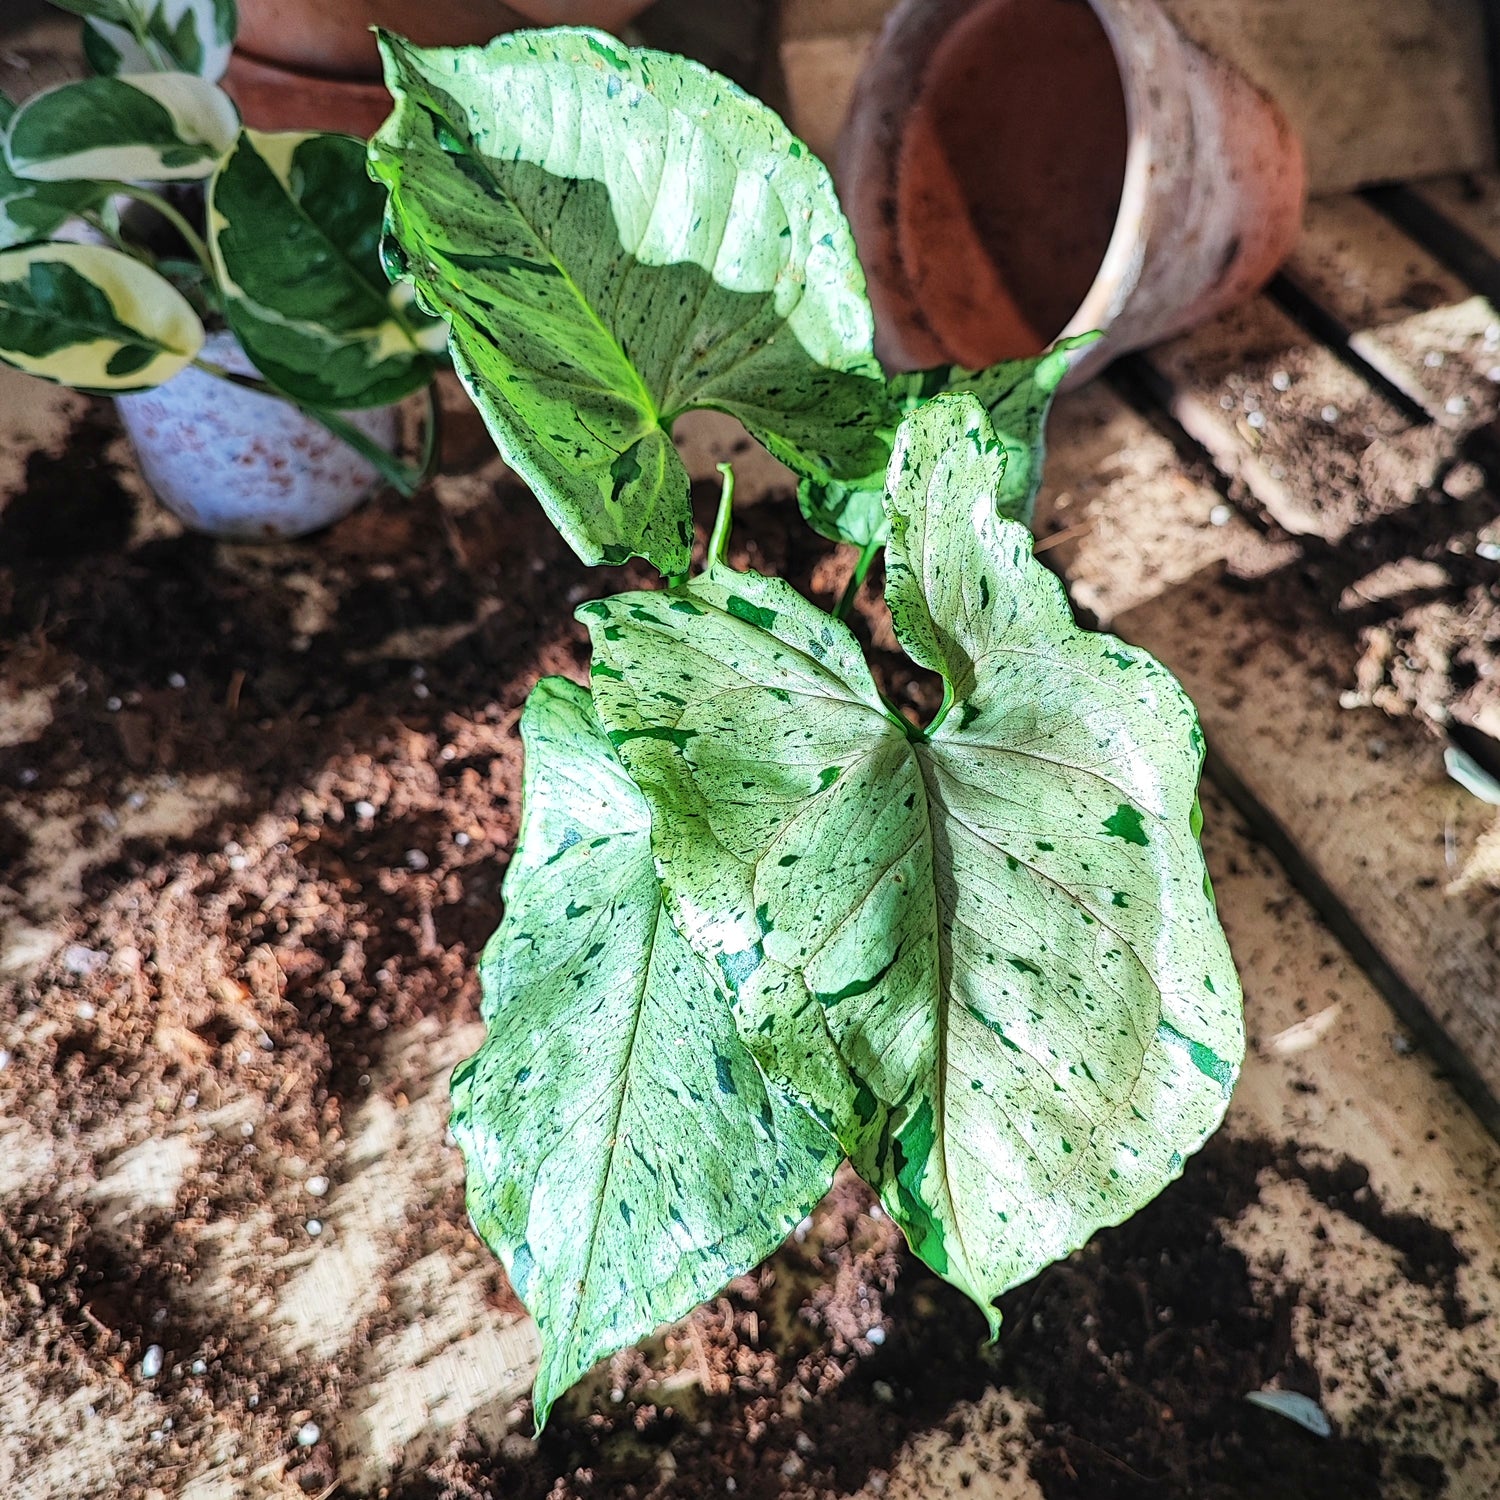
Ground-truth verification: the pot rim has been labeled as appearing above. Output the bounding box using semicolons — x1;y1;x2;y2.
1055;0;1176;349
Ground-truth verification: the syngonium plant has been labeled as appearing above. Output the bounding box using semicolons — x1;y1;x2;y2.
369;25;1246;1427
0;0;443;492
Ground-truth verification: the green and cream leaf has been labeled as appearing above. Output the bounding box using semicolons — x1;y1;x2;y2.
0;91;103;249
209;129;439;409
581;395;1242;1330
0;240;204;390
451;676;839;1427
5;71;239;183
370;28;891;574
52;0;238;81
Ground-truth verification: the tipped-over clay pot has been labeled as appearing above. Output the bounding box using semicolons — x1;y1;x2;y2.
839;0;1306;380
226;0;656;136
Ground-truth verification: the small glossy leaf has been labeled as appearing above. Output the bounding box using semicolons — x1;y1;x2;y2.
53;0;238;81
0;240;204;390
798;337;1086;547
370;28;891;574
582;395;1242;1331
6;71;238;184
451;676;839;1427
0;91;103;249
209;129;439;409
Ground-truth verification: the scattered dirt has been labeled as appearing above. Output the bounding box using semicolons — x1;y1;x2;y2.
411;1135;1488;1500
1111;269;1500;763
3;390;1497;1499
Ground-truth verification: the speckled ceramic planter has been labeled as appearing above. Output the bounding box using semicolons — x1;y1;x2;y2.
115;332;400;541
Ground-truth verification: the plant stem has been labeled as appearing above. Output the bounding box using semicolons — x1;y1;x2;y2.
924;679;955;740
707;461;736;566
108;184;214;282
192;359;431;498
84;210;153;266
834;533;883;621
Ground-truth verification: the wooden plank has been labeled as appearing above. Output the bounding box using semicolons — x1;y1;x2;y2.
1408;172;1500;268
1284;194;1500;424
1196;788;1500;1500
1035;379;1298;627
1039;380;1500;1127
1136;294;1443;541
1156;0;1495;195
1122;566;1500;1126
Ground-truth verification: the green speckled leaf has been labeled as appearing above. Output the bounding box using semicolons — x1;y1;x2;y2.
450;676;838;1427
0;91;102;250
581;395;1242;1330
209;129;440;409
5;71;239;184
370;28;891;574
798;337;1085;547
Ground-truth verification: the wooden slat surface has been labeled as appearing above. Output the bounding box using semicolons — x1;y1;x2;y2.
1285;195;1500;425
1039;378;1500;1127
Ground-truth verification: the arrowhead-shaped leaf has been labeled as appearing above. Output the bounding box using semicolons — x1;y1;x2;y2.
52;0;238;81
450;676;839;1427
0;240;204;391
580;395;1242;1329
369;28;891;574
209;129;440;409
5;71;239;183
798;338;1084;547
0;91;103;250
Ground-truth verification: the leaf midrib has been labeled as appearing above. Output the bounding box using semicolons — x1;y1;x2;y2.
222;136;403;344
406;97;661;431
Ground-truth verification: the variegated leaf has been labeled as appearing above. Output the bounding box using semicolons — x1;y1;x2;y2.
581;395;1243;1333
51;0;239;82
451;676;838;1427
209;129;440;409
0;91;102;249
5;71;239;183
370;29;891;574
799;337;1088;548
0;240;204;390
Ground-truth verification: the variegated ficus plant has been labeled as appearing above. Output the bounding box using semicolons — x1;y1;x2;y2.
363;28;1248;1426
0;0;442;491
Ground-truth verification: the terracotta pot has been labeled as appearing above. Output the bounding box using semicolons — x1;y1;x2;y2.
504;1;659;26
838;0;1306;380
226;0;657;135
116;332;400;540
223;51;397;136
236;0;530;79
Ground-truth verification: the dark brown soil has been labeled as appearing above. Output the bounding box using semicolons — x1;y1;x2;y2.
3;397;1495;1499
411;1135;1482;1500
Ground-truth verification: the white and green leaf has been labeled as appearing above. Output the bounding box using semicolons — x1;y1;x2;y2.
5;71;239;183
799;337;1087;547
452;676;838;1426
370;28;892;573
52;0;238;81
0;90;103;249
209;129;439;409
0;239;204;390
581;394;1242;1331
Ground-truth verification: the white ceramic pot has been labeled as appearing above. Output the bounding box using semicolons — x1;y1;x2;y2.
116;331;400;540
